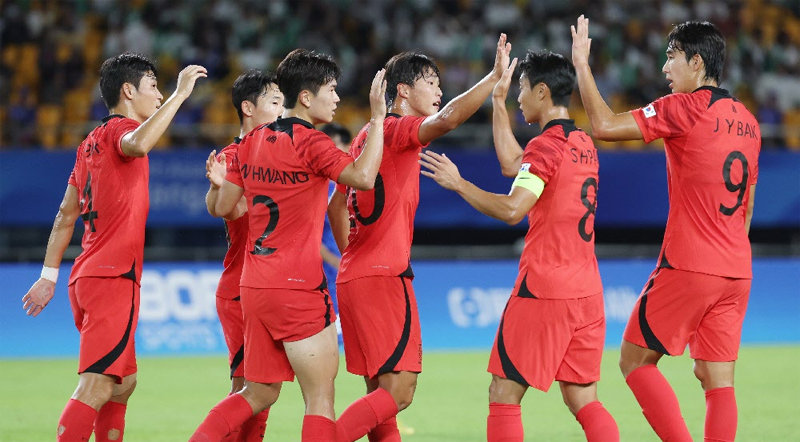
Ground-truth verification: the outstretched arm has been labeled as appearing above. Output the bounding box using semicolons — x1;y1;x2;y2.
337;69;386;190
419;151;538;225
121;65;208;157
418;34;512;145
22;185;80;317
571;15;642;141
491;57;523;177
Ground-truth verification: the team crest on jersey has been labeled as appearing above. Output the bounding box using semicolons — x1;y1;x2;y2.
643;104;657;118
519;163;531;172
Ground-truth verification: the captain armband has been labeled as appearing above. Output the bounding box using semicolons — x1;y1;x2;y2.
511;166;545;198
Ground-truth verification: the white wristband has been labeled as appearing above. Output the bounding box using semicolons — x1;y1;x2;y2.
41;266;59;283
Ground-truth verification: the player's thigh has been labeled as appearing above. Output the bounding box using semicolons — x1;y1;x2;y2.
70;277;139;380
338;276;422;378
556;294;605;385
283;323;339;412
216;296;245;376
488;296;575;392
690;277;751;362
623;268;711;356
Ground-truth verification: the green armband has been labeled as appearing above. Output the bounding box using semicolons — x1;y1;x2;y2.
511;170;545;197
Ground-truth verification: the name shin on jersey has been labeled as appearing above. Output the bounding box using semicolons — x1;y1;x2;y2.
241;163;310;184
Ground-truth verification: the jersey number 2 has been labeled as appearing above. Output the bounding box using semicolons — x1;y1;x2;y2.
251;195;279;255
719;151;749;216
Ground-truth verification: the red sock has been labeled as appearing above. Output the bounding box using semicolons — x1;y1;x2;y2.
487;402;523;442
302;415;337;442
367;416;400;442
237;407;270;441
57;399;97;442
94;401;127;441
705;387;737;442
337;388;398;442
575;401;619;442
190;394;254;442
626;364;692;441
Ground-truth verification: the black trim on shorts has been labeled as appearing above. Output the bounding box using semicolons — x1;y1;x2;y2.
638;271;670;355
399;263;414;278
84;278;136;375
376;277;413;376
232;296;241;301
515;274;538;299
230;345;244;379
658;253;673;269
119;261;137;281
496;303;529;387
322;290;333;328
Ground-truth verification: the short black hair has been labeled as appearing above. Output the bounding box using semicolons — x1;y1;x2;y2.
518;50;576;107
384;52;441;107
231;69;277;124
667;21;725;84
320;123;352;145
99;52;157;110
275;49;340;108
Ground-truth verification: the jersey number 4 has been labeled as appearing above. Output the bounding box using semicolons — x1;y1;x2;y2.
251;195;279;255
80;172;98;232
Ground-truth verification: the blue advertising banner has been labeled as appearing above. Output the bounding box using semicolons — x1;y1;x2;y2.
1;150;798;228
2;258;798;358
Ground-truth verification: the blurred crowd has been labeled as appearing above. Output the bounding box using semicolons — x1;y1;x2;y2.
2;0;799;150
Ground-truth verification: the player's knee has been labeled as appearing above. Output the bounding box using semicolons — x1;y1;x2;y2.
111;378;137;403
390;379;417;411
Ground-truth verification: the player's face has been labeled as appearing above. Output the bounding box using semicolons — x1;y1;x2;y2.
307;79;340;125
130;72;163;121
252;83;284;126
662;47;694;94
517;75;539;124
407;69;442;116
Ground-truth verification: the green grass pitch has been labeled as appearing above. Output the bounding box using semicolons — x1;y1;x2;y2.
1;346;798;441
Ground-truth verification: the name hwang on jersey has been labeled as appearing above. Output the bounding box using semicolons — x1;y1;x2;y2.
240;163;310;184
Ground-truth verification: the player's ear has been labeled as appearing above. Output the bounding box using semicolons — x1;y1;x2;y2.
241;100;254;118
691;53;705;73
298;90;312;108
536;82;548;100
396;83;410;99
121;82;136;100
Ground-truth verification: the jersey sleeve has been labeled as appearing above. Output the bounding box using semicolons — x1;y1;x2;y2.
224;146;244;187
299;130;353;181
519;136;564;185
107;118;141;161
386;115;427;152
632;93;704;144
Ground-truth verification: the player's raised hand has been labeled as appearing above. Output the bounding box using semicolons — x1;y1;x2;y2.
368;68;387;121
205;150;226;188
22;279;55;317
174;64;208;100
571;15;592;67
491;33;512;80
493;57;519;101
419;151;463;191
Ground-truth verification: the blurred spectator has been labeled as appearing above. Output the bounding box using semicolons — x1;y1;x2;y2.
1;0;799;150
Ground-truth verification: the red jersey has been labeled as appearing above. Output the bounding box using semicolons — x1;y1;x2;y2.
215;138;249;299
337;113;428;283
225;117;353;290
68;115;147;284
512;120;602;300
632;87;760;278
